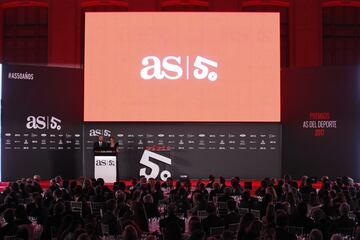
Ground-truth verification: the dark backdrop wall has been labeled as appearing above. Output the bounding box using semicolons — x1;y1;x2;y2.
84;122;282;180
1;64;83;181
282;66;360;180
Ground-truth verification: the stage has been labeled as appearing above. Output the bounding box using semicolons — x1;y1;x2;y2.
0;179;323;194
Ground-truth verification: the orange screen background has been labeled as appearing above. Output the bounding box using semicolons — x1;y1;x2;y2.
84;13;280;122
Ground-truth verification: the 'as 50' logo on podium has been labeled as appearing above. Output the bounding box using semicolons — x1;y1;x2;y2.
140;56;218;82
139;150;172;181
96;159;116;166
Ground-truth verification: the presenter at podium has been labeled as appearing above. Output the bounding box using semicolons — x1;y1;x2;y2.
93;135;109;152
109;136;119;153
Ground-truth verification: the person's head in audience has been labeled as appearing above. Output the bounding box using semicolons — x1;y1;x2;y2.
322;179;331;191
306;176;314;187
163;221;182;240
206;203;217;216
222;230;235;240
339;202;350;217
16;226;29;239
300;176;308;187
250;220;263;237
265;203;275;226
143;194;154;204
198;182;205;191
15;204;28;220
231;178;239;188
50;178;57;187
239;213;255;234
209;174;215;182
175;180;182;190
122;225;138;240
82;178;92;189
261;179;269;189
167;203;177;216
62;179;69;189
145;234;157;240
297;202;308;217
220;176;226;185
33;174;41;183
96;178;105;187
54;201;65;216
275;210;289;229
188;216;202;233
309;229;323;240
282;202;291;215
140;176;147;185
132;189;142;202
285;192;296;206
224;187;232;196
284;174;292;184
70;180;77;190
115;190;127;203
55;175;63;185
53;188;62;200
192;192;201;205
3;208;14;224
290;180;299;189
213;182;220;192
242;190;251;201
259;227;276;240
77;233;91;240
228;199;237;212
266;186;277;201
106;199;116;212
331;234;344;240
263;193;273;204
155;181;162;191
312;208;326;223
323;195;333;207
84;214;97;229
310;192;320;206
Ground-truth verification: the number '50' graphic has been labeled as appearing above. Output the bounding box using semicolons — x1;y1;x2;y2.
193;56;218;81
139;150;172;181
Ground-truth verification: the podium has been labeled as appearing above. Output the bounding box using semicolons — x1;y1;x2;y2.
94;150;117;183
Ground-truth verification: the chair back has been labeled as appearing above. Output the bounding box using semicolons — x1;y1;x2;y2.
228;223;240;234
70;201;83;217
89;201;104;218
197;210;208;221
209;226;225;237
335;227;355;236
101;223;110;236
288;226;304;235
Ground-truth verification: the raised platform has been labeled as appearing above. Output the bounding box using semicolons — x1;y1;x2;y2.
0;179;323;194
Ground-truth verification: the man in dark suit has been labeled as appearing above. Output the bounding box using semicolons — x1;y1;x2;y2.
224;200;240;228
202;203;224;237
334;202;356;229
160;203;185;233
93;135;109;152
275;210;296;240
0;209;18;238
291;202;314;233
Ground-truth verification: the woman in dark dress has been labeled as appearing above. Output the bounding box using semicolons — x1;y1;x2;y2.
109;136;119;152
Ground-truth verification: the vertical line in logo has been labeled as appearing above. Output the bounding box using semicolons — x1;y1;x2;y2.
46;116;49;130
186;56;189;80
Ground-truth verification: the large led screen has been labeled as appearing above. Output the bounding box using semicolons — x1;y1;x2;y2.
84;13;280;122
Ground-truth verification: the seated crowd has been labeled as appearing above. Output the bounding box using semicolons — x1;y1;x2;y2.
0;174;359;240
